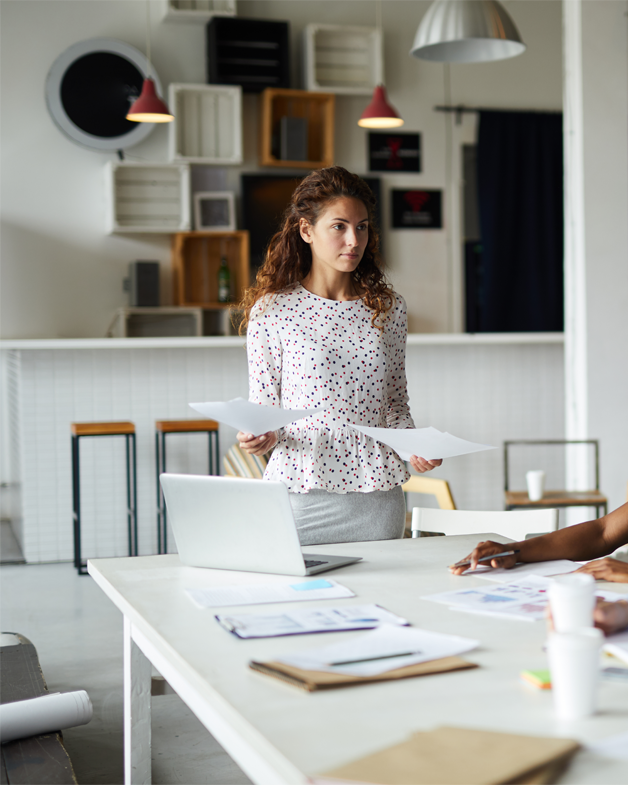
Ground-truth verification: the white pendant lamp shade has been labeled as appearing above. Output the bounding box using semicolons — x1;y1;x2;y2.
410;0;526;63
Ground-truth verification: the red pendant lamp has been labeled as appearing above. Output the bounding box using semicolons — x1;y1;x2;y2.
358;85;404;129
126;0;173;124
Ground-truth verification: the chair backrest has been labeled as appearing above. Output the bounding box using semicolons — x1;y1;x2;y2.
402;476;456;510
223;444;268;479
410;507;559;541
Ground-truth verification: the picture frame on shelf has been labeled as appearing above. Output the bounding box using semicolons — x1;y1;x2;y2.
193;192;235;231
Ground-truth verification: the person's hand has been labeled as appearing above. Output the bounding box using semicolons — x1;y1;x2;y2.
409;456;442;474
575;557;628;583
593;598;628;635
449;539;518;575
237;430;278;456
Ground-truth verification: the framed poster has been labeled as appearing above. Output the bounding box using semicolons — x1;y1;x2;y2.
193;192;236;232
391;189;442;229
368;132;421;172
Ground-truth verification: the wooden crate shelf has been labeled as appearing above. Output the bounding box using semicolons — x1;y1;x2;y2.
161;0;236;24
259;88;335;169
168;84;242;164
172;231;249;307
106;162;191;234
303;24;383;95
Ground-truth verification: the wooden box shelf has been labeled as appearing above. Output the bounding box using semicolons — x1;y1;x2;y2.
161;0;236;24
303;24;383;95
106;162;191;234
168;83;242;164
172;231;249;308
259;88;335;169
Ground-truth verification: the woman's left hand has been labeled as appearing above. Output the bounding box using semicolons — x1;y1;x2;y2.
409;456;443;474
575;557;628;583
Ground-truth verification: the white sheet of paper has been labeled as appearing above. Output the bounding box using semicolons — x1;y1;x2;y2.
185;578;354;609
216;604;408;639
275;623;478;676
603;628;628;665
469;560;581;582
189;398;327;436
349;425;493;461
586;731;628;760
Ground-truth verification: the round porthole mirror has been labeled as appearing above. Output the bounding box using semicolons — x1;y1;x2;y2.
45;38;162;151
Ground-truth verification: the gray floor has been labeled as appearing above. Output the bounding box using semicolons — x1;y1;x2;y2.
0;560;251;785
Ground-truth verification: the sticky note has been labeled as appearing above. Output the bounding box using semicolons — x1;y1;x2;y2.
520;669;551;689
290;579;333;591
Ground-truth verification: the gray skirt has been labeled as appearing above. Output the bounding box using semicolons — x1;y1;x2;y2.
289;486;406;546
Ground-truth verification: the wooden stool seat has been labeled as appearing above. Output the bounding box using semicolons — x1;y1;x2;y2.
155;419;220;554
71;421;135;436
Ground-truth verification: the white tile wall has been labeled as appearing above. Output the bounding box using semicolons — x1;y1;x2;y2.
8;340;564;563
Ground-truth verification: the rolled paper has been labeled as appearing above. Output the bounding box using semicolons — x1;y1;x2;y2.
0;690;92;743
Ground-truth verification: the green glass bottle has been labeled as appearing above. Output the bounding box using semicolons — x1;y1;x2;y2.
217;257;231;303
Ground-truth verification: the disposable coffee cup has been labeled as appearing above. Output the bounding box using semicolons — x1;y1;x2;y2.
526;469;545;501
548;573;596;632
547;627;602;720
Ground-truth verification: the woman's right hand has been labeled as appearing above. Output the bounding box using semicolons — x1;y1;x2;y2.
237;430;278;456
449;540;519;575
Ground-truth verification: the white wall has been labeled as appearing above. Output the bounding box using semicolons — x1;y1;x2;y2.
0;0;562;339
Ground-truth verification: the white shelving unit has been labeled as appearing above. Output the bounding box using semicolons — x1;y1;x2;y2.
303;24;383;95
106;162;191;234
168;84;243;164
160;0;236;24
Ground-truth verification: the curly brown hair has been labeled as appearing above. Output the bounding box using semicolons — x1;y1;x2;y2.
238;166;394;332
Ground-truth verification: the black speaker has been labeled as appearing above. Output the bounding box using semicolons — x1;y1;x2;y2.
124;261;160;307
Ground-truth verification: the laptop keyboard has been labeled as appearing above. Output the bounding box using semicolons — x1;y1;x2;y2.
304;559;327;568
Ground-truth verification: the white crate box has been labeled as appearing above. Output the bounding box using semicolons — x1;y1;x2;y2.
303;25;383;95
106;162;191;234
168;84;243;164
161;0;236;24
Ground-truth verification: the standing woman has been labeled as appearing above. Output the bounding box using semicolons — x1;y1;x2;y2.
237;166;441;545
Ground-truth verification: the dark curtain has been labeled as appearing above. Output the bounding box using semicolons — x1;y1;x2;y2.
476;110;563;332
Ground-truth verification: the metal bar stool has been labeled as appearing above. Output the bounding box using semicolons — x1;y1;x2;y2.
155;420;220;554
71;421;138;575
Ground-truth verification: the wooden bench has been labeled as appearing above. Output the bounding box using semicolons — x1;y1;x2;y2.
0;633;77;784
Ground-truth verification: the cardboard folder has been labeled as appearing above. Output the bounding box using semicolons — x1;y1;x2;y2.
248;655;477;692
320;726;580;785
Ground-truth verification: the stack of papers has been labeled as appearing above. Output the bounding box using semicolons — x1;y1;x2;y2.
467;559;580;583
186;578;354;609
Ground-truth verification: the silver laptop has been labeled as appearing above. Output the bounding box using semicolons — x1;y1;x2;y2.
159;474;362;576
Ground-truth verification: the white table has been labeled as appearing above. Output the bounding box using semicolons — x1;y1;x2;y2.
88;535;628;785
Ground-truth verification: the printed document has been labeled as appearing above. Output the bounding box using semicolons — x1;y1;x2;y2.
186;578;354;609
275;623;479;676
349;425;493;461
216;604;408;639
468;559;581;582
189;398;327;436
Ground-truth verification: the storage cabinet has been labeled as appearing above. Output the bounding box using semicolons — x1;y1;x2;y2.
259;88;335;169
106;162;191;234
161;0;236;24
168;84;242;164
172;231;249;308
303;25;383;94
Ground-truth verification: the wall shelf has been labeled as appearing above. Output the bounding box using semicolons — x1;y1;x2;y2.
259;88;335;169
161;0;236;24
172;231;249;308
106;162;191;234
168;84;242;164
303;24;383;95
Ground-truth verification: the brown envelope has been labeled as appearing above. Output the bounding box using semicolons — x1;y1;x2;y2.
248;656;478;692
321;726;580;785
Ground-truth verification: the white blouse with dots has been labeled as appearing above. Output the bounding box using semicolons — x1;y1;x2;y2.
247;283;414;494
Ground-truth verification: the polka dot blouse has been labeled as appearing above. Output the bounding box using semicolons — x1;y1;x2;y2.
247;283;414;494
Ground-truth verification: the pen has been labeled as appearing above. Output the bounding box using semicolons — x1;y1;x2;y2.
450;549;520;569
329;651;421;667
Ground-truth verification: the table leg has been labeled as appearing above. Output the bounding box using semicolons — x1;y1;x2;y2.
124;617;152;785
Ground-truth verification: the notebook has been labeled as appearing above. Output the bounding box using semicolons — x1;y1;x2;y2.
159;474;362;576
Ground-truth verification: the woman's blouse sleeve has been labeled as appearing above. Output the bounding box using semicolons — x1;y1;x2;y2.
385;295;415;430
246;304;282;407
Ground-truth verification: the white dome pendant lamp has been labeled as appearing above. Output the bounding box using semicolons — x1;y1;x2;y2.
410;0;526;64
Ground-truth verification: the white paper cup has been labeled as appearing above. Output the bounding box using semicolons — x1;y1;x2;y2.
526;469;545;501
548;573;596;632
547;627;602;720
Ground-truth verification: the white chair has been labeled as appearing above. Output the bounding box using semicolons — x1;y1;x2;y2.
410;507;559;542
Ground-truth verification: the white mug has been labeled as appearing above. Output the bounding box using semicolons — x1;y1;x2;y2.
547;627;602;720
548;573;596;632
526;469;545;501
